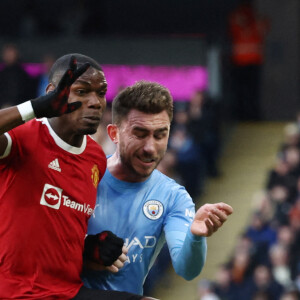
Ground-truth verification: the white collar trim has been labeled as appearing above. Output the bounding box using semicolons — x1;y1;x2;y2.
40;118;87;155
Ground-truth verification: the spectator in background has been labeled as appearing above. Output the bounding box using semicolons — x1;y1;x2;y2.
243;264;284;300
269;185;292;226
244;212;277;264
213;264;240;300
251;191;275;224
229;247;253;286
281;123;300;151
281;146;300;182
288;197;300;231
169;123;202;198
294;176;300;199
280;290;300;300
196;279;220;300
228;0;269;120
266;157;297;198
276;225;300;280
252;291;273;300
209;113;300;298
0;44;36;108
269;243;293;288
187;90;221;178
169;102;205;197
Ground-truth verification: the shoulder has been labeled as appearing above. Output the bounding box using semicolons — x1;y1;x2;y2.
153;170;184;189
2;119;45;160
9;118;42;139
86;136;107;173
151;172;195;220
87;135;106;157
152;170;191;201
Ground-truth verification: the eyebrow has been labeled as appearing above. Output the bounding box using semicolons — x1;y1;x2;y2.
73;80;108;89
133;126;169;133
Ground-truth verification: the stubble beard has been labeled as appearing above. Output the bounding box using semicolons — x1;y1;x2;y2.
120;152;165;181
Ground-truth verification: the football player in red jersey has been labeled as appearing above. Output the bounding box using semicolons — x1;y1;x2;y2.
0;54;156;300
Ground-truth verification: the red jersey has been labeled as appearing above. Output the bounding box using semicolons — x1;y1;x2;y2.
0;118;106;299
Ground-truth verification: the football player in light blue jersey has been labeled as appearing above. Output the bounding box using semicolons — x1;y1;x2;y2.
82;81;233;295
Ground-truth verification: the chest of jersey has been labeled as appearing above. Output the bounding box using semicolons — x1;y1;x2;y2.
0;120;106;292
88;171;194;261
1;121;101;220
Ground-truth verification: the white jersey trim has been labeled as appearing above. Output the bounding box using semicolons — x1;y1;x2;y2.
40;118;87;155
0;133;12;159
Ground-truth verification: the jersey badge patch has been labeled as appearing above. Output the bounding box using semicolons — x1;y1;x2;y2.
143;200;164;220
91;164;100;188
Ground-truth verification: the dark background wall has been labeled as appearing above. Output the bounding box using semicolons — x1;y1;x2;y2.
258;0;300;120
0;37;207;66
0;0;298;121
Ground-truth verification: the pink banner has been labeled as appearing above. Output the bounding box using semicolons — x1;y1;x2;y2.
102;65;208;101
21;63;208;101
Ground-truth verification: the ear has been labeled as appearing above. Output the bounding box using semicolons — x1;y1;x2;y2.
46;83;55;94
107;124;118;144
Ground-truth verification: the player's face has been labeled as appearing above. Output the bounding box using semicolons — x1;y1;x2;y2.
116;109;170;181
48;67;107;139
65;67;107;135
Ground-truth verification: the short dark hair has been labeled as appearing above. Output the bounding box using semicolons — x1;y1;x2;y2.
48;53;103;85
112;81;173;125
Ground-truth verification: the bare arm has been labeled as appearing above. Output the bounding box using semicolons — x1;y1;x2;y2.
0;106;24;156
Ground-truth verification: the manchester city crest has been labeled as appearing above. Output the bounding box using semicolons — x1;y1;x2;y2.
143;200;164;220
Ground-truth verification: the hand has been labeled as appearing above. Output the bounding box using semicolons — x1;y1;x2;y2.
83;231;124;266
105;246;128;273
190;202;233;237
84;246;128;273
31;56;90;118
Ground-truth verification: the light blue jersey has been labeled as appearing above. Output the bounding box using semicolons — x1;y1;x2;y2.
82;168;207;295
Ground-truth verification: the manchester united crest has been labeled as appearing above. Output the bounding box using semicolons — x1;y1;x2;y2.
143;200;164;220
91;165;100;188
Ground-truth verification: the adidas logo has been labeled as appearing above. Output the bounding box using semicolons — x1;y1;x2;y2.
48;158;61;172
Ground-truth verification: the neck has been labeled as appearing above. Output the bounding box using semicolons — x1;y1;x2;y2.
107;153;150;183
48;118;84;148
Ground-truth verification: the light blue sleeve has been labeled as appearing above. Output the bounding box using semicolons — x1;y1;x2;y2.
163;186;207;280
165;229;207;280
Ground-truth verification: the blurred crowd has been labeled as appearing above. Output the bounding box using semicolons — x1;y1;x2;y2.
196;117;300;300
0;43;55;108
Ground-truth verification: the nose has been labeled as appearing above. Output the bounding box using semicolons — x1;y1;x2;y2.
88;92;105;109
143;136;156;155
